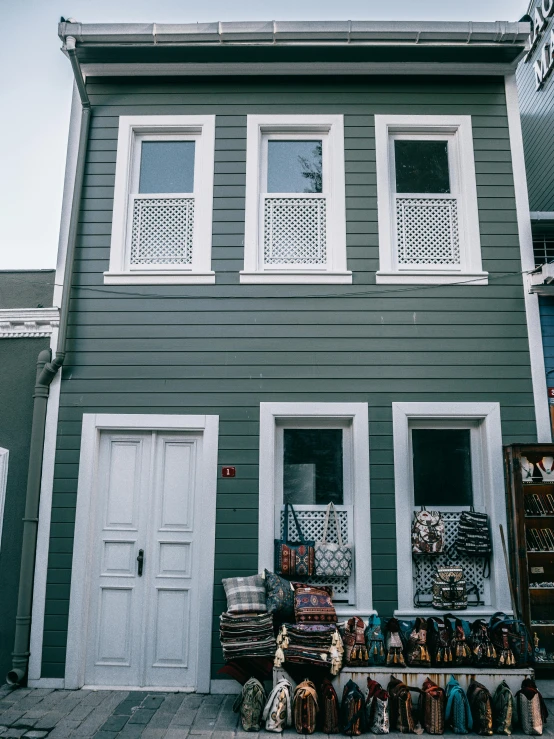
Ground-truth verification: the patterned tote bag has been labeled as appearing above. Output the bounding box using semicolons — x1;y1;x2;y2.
315;502;353;576
274;502;315;578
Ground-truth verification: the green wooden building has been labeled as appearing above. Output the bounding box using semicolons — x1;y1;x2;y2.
14;18;550;693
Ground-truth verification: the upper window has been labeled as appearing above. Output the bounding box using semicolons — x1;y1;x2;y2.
284;428;344;505
106;116;215;285
375;116;487;285
242;116;351;284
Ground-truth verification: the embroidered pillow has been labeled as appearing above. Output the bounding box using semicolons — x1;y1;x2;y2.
293;583;337;623
223;574;267;614
264;569;294;621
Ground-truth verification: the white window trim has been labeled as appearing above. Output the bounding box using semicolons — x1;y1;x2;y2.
258;402;373;616
242;115;351;284
105;115;216;285
65;413;219;693
392;401;512;617
375;115;487;285
0;448;8;551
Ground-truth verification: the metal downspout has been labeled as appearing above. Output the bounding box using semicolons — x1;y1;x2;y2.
7;36;90;686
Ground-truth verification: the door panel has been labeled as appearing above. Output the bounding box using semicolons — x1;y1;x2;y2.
85;430;202;689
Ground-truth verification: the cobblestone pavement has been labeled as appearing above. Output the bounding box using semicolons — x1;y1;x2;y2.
0;687;552;739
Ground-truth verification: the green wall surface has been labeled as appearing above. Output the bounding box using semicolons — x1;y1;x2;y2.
41;75;537;680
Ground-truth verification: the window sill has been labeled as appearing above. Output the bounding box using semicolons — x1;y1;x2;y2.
103;271;216;285
376;271;488;286
240;271;353;284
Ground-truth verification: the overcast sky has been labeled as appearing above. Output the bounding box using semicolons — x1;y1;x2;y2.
0;0;526;270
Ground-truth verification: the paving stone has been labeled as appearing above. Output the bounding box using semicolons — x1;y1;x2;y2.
100;713;130;732
155;693;185;715
128;708;156;725
23;731;49;738
213;697;238;731
115;700;144;716
46;718;82;738
2;729;27;739
33;711;66;729
92;732;119;739
0;714;24;728
140;730;169;739
164;731;191;739
118;723;147;739
142;695;167;710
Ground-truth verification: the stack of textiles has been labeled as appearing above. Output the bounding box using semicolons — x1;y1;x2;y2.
274;623;344;675
220;612;276;661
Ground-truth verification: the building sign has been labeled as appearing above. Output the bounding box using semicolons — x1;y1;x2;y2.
528;0;554;89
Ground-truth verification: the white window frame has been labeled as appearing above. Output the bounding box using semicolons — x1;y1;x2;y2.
242;115;351;284
105;115;215;285
0;447;8;551
392;402;512;617
258;402;373;617
375;115;487;285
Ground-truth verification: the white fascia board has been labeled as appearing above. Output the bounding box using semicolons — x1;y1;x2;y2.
376;272;489;285
530;211;554;221
240;271;352;284
0;308;60;338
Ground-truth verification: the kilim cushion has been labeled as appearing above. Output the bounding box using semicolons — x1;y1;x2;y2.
264;569;295;621
293;583;337;623
223;574;267;614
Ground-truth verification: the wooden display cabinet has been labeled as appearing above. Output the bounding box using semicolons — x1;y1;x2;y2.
505;444;554;669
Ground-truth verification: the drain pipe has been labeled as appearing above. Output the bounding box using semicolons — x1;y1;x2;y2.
7;35;90;686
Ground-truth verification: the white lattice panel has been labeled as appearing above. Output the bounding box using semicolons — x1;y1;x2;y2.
279;506;351;599
413;511;487;605
264;197;327;265
396;196;460;267
130;197;194;266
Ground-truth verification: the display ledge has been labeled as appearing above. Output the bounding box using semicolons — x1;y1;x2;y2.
394;607;510;618
274;666;533;695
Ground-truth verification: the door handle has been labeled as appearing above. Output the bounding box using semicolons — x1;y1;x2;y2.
137;549;144;576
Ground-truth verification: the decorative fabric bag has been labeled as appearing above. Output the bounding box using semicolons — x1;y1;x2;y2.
315;502;353;577
264;569;295;622
421;677;446;735
293;583;337;623
445;615;473;666
365;614;387;666
222;574;267;614
344;616;369;666
385;617;406;666
467;680;494;736
340;679;366;736
489;613;517;667
321;678;340;734
387;677;423;734
489;612;534;667
293;680;319;734
233;677;267;731
469;619;497;667
492;681;515;735
516;678;549;736
427;617;453;665
445;676;472;734
262;679;293;733
412;507;445;554
366;678;390;735
454;509;492;575
274;502;315;578
432;565;467;610
406;617;431;667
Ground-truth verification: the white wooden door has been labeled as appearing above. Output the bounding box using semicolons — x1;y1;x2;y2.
85;430;203;688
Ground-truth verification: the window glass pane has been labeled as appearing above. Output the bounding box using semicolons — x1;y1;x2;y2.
283;429;343;504
139;141;195;194
412;429;473;507
394;140;450;194
267;140;322;194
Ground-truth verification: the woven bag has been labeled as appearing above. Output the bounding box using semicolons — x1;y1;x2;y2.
454;509;492;560
516;679;549;736
262;679;293;733
387;677;423;734
314;502;353;577
467;680;493;736
274;503;315;578
469;619;497;667
432;565;467;610
492;681;514;736
427;616;453;665
293;680;319;734
445;676;472;734
365;614;387;666
233;677;267;732
385;617;406;666
412;507;445;554
366;678;390;735
421;677;446;735
344;616;369;666
340;680;366;736
321;678;340;734
406;617;431;667
445;614;473;666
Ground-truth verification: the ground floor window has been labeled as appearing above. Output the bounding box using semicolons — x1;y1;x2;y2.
392;402;513;617
258;402;372;616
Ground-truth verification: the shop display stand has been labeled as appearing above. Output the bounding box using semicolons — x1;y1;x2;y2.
505;443;554;670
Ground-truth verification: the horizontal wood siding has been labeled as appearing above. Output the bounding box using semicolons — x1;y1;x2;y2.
41;75;536;680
